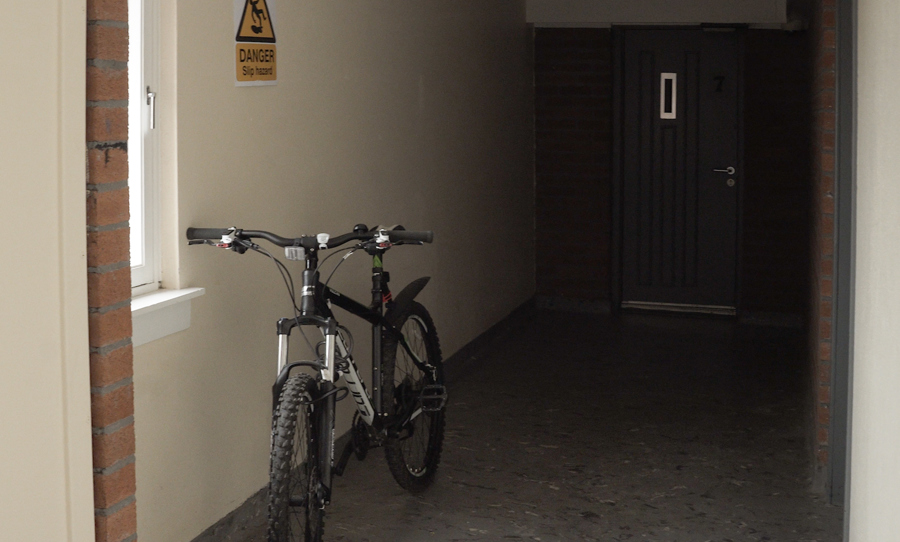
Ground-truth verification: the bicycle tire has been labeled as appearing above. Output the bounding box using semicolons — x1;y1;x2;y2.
267;374;325;542
382;301;446;493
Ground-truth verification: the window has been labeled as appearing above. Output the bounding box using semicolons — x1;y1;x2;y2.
129;0;160;295
127;0;205;345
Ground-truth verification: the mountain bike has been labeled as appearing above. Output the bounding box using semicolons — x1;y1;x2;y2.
186;224;448;542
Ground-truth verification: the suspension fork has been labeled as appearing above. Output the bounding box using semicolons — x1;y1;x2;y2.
313;324;337;506
271;319;337;506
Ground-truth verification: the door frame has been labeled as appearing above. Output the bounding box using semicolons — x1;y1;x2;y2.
611;25;746;314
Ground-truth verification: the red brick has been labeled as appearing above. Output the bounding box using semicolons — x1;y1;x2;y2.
818;403;831;426
87;106;128;143
817;362;832;387
817;447;829;467
820;172;836;195
820;277;833;296
89;306;133;348
88;147;128;185
87;0;128;22
88;265;131;309
87;187;130;228
821;234;834;257
821;192;835;214
87;228;130;268
821;213;834;236
820;152;835;174
91;383;134;429
818;50;836;73
87;65;128;102
819;340;833;362
94;500;136;542
820;318;832;340
815;110;835;132
822;29;836;49
818;131;835;153
90;344;134;389
92;423;135;470
817;427;829;446
820;297;833;319
93;463;136;509
817;89;835;111
821;257;834;278
822;8;836;29
87;25;128;62
818;383;832;404
815;71;836;93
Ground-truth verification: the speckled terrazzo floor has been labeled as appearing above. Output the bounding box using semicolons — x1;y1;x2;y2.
235;310;843;542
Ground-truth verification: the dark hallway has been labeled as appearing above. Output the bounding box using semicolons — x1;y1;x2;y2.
226;309;842;541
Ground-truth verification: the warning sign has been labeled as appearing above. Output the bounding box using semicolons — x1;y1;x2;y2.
236;44;276;82
235;0;276;86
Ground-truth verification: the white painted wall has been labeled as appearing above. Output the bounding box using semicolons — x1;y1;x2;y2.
133;1;534;540
0;1;95;541
528;0;786;25
849;0;900;538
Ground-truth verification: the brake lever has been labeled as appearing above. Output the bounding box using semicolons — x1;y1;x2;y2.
188;239;224;247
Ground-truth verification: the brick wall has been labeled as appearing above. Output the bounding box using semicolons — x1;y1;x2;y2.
742;31;812;317
808;0;837;490
534;28;612;303
87;0;138;540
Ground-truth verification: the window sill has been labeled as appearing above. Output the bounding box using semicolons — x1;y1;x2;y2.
131;287;205;347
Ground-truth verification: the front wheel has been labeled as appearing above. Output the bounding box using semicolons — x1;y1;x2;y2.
268;374;324;542
382;302;446;493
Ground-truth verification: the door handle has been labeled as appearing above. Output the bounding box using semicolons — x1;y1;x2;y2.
146;86;157;130
713;167;735;175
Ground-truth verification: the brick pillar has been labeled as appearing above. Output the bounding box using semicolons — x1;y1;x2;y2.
809;0;836;489
534;28;612;303
87;0;138;540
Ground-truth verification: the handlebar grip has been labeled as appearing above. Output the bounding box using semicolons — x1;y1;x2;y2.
186;227;232;240
388;230;434;244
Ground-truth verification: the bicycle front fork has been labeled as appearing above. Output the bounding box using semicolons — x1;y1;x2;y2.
274;316;339;505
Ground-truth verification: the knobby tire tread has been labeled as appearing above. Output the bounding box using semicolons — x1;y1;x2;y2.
382;301;446;493
267;374;324;542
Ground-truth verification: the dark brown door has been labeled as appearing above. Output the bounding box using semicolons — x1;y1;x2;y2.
620;28;741;313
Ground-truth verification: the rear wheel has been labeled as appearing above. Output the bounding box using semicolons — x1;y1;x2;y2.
382;302;446;493
268;374;324;542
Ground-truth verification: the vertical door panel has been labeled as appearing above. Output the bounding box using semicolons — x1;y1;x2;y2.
622;29;740;311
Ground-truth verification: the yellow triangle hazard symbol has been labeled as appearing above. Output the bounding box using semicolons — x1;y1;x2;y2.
236;0;275;43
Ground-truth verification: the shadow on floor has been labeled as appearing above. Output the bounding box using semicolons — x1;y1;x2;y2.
236;309;843;541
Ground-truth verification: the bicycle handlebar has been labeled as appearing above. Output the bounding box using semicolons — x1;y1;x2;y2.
185;227;233;240
185;226;433;249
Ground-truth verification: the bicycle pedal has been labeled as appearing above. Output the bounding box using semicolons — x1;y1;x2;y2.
419;385;447;412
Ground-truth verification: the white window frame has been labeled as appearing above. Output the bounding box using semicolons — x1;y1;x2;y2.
128;0;206;345
130;0;161;296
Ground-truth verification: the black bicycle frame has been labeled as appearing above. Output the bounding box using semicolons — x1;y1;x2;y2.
271;248;410;423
